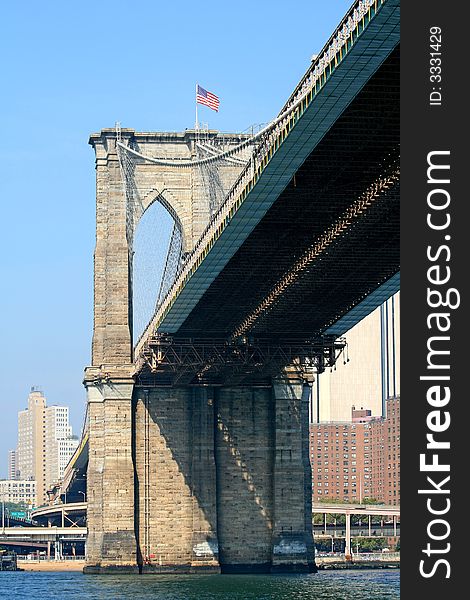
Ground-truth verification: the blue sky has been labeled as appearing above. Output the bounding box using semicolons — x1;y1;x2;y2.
0;0;351;477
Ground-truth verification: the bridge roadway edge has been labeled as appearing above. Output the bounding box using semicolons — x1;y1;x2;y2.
154;0;400;336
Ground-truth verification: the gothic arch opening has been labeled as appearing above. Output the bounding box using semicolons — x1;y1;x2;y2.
132;196;183;343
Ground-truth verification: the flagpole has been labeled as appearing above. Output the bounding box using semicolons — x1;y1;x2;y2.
195;83;199;131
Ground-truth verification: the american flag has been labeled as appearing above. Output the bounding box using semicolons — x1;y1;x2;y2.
196;84;220;112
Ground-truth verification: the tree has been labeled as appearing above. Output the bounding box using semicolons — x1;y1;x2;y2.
355;537;387;552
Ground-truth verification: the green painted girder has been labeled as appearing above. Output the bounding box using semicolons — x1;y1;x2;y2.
157;0;400;335
325;272;400;336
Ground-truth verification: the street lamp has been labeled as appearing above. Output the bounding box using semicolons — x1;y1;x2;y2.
78;491;86;502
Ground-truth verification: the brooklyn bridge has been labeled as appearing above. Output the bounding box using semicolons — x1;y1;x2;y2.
65;0;399;573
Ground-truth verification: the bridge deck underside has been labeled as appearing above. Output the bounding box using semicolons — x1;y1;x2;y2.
173;47;399;341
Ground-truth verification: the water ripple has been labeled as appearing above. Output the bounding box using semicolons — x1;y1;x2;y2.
0;570;399;600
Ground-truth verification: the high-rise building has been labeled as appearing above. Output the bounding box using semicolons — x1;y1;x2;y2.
7;450;18;480
17;388;46;490
382;396;400;504
309;397;400;506
0;479;36;507
44;405;79;492
310;294;400;422
16;388;79;505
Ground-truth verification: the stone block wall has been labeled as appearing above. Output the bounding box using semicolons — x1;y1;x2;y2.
133;387;219;572
84;376;137;573
271;380;315;572
215;387;274;571
128;380;314;573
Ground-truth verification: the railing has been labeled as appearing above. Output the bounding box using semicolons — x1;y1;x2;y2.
135;0;388;359
1;527;87;536
17;555;86;562
353;552;400;561
315;551;400;563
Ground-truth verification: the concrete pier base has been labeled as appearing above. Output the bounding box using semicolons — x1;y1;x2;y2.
215;386;274;573
84;375;315;573
271;375;316;573
133;387;220;573
84;371;138;573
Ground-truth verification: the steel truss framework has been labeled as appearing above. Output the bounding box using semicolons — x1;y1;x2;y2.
134;334;346;386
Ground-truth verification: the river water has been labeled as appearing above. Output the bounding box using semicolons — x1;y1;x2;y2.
0;570;399;599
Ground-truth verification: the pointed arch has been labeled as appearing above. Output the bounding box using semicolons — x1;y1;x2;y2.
132;191;184;342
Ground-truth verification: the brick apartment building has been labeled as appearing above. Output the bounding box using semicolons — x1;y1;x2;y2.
309;396;400;505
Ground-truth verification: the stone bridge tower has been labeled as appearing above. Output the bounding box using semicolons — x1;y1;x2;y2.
83;129;314;574
88;128;248;366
